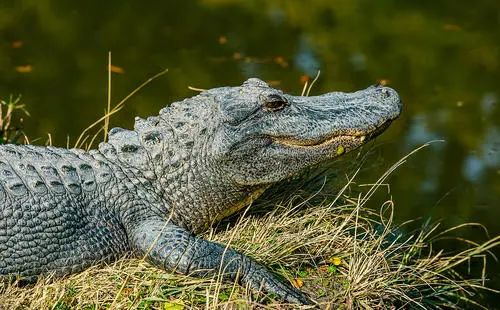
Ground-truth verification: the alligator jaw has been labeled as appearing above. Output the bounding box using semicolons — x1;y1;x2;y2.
272;134;365;148
271;119;393;149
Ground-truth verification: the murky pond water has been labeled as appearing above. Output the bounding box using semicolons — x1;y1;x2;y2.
1;0;499;302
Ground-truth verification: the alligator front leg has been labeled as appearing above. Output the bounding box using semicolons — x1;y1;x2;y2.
129;219;312;305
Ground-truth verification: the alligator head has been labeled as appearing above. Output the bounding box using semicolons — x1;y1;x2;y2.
214;78;402;185
107;78;401;231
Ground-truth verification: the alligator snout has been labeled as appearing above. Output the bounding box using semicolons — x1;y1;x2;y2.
372;85;403;115
375;86;394;98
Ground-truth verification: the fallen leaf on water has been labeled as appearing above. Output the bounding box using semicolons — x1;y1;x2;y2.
108;65;125;74
218;35;228;44
377;79;390;86
232;52;243;60
300;74;310;84
292;278;304;288
267;80;281;87
443;24;461;31
11;41;23;48
274;56;289;67
15;65;33;73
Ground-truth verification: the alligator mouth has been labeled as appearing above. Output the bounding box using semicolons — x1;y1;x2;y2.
272;120;393;148
273;133;364;148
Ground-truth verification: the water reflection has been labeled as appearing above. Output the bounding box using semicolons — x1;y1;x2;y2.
464;155;485;182
294;37;320;75
406;115;440;144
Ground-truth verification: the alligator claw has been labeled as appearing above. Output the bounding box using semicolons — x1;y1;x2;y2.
247;264;315;305
263;276;314;305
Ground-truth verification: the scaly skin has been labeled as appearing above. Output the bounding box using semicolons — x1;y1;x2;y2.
0;78;402;304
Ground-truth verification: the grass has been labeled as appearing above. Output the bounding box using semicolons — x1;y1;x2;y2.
1;149;499;309
1;69;499;309
0;94;29;144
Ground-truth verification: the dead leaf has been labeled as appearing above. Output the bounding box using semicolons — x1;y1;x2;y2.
292;278;304;288
274;56;289;67
300;75;310;84
15;65;33;73
443;24;461;31
233;52;242;60
377;79;390;86
108;65;125;74
11;41;23;48
218;36;228;44
267;80;281;87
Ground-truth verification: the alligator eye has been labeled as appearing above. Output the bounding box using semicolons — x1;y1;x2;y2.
263;95;288;111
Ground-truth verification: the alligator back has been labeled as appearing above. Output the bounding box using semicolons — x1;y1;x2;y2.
0;144;129;280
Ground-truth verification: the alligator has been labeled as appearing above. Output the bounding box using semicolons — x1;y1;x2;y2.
0;78;401;305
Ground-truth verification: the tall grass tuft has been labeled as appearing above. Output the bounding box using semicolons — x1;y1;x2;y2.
0;94;29;144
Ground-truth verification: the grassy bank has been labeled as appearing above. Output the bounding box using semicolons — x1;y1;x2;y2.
1;153;498;309
1;74;498;308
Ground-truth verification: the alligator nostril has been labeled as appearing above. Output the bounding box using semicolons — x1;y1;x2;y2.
377;88;391;98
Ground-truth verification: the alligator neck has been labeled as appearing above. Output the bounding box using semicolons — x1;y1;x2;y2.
157;157;266;233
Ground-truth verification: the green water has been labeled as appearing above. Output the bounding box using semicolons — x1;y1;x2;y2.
1;0;499;303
